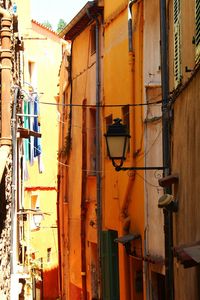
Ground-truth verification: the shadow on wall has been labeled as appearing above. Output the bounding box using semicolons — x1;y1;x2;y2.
0;171;7;235
43;267;59;300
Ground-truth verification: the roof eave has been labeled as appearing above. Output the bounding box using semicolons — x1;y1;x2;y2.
59;1;103;40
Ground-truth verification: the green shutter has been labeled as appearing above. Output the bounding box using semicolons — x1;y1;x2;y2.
173;0;182;87
195;0;200;62
101;230;120;300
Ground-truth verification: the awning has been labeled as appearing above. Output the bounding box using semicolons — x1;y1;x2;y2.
174;241;200;268
18;127;41;138
114;233;141;245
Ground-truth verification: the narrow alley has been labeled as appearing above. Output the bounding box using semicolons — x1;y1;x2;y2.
0;1;199;300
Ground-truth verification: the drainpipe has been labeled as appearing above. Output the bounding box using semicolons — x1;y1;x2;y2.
0;7;12;183
56;174;62;298
160;1;174;299
81;101;87;300
10;86;19;300
86;7;102;298
128;0;137;53
94;16;102;300
118;2;139;298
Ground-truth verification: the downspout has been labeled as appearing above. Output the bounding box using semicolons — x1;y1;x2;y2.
0;7;12;183
56;174;62;298
160;1;174;300
121;0;139;221
86;7;102;298
10;86;19;300
81;101;87;300
128;0;137;53
95;16;102;300
118;2;140;300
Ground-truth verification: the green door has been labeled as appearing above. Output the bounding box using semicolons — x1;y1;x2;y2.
101;230;120;300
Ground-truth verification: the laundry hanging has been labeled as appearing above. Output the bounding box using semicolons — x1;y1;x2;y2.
23;92;44;174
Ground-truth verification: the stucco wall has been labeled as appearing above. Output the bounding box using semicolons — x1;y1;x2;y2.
172;70;200;300
143;0;165;265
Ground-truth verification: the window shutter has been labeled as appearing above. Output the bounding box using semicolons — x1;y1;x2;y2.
101;230;120;300
173;0;182;87
195;0;200;62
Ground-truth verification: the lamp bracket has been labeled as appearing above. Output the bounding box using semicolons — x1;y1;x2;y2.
115;165;166;172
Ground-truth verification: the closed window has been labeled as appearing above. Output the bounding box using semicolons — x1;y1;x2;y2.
91;24;96;54
122;105;130;153
47;248;51;263
195;0;200;62
89;108;96;174
173;0;182;87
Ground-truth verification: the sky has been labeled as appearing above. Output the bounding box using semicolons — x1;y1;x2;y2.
31;0;89;30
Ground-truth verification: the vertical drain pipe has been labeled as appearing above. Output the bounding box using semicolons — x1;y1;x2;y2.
160;1;174;299
0;8;12;181
10;87;19;300
95;16;102;300
86;6;102;298
81;100;87;300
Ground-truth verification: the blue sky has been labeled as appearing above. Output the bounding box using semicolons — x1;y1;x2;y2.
31;0;89;30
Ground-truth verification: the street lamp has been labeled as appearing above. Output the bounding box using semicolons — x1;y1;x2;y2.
32;210;44;228
105;118;165;172
104;118;130;169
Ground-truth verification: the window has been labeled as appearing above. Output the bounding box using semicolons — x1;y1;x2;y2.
195;0;200;62
173;0;182;87
91;24;96;54
151;272;166;300
47;248;51;263
122;105;130;152
28;61;37;89
30;194;40;230
88;108;96;174
105;114;113;157
105;114;113;131
31;194;39;210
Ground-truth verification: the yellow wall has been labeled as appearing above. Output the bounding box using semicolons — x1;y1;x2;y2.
24;23;62;267
58;1;145;299
21;20;64;297
103;1;144;299
58;20;101;299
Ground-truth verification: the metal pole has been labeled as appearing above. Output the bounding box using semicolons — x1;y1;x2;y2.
95;17;102;299
10;87;19;299
160;0;174;299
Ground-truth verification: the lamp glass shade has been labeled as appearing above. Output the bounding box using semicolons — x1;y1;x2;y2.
105;118;130;162
33;213;44;228
106;135;129;160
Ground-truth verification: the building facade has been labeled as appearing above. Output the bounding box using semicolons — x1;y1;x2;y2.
168;0;200;299
58;2;104;299
58;0;200;300
0;0;65;298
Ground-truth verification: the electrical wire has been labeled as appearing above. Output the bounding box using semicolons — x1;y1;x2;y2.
20;89;162;108
39;99;162;107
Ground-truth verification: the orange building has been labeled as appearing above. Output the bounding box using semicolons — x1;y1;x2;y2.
58;0;146;299
102;1;144;299
12;1;65;298
58;2;104;299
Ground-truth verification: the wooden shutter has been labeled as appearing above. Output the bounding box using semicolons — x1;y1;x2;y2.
101;230;120;300
195;0;200;62
173;0;182;87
